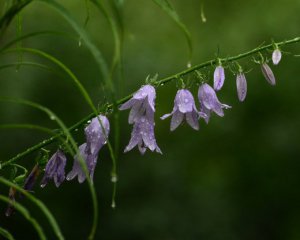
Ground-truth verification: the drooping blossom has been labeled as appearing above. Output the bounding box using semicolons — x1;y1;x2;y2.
161;89;206;131
40;150;67;188
213;65;225;91
84;115;110;155
272;49;282;65
261;63;276;86
66;143;98;183
67;115;110;183
124;116;162;155
198;83;231;123
23;164;41;192
119;85;156;124
236;73;247;102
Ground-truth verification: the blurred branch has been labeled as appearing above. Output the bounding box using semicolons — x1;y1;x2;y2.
1;36;300;167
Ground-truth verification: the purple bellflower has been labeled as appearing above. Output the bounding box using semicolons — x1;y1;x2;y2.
23;164;41;192
84;115;110;155
213;65;225;91
124;116;162;155
119;85;156;124
236;73;247;102
67;115;110;183
161;89;206;131
261;63;276;86
66;143;98;183
40;150;67;188
198;83;231;123
272;49;282;65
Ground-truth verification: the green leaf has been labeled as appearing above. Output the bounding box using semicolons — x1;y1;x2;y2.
0;194;46;240
152;0;193;61
0;227;15;240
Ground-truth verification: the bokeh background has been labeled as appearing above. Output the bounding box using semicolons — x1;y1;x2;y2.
1;0;300;239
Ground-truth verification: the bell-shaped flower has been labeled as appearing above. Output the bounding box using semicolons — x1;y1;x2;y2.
213;65;225;91
67;115;110;183
261;63;276;86
272;49;282;65
40;150;67;188
124;116;162;155
23;164;41;192
236;73;247;102
119;85;156;124
198;83;231;123
161;89;206;131
85;115;110;155
66;143;99;183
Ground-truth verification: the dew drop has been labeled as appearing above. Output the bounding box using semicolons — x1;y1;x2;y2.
111;201;116;209
75;128;79;132
184;98;189;103
111;175;118;183
78;39;82;47
40;184;46;188
50;115;56;120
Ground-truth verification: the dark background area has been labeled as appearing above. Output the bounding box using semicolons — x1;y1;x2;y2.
1;0;300;239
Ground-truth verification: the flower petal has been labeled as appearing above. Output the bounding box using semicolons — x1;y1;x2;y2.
186;111;199;130
213;66;225;91
170;110;184;131
236;73;247;102
261;63;276;86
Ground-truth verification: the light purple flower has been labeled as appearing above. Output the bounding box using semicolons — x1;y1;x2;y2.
67;115;110;183
161;89;206;131
198;83;231;123
119;85;156;124
124;116;162;155
272;49;282;65
85;115;110;155
213;65;225;91
261;63;276;86
40;150;67;188
236;73;247;102
66;143;98;183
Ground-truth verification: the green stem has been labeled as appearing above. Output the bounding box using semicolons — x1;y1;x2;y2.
0;194;46;240
0;227;15;240
2;36;300;168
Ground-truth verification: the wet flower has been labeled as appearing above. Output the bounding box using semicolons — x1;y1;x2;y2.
161;89;206;131
261;63;276;86
119;85;156;124
236;73;247;102
213;65;225;91
124;116;162;155
85;115;110;155
198;83;231;123
40;150;67;188
66;143;98;183
272;49;282;65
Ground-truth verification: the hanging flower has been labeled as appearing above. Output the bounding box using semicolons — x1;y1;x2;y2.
40;150;67;188
272;49;282;65
66;143;99;183
23;164;41;192
67;115;110;183
119;85;156;124
84;115;110;155
124;116;162;155
261;63;276;86
161;89;206;131
236;73;247;102
213;65;225;91
198;83;231;123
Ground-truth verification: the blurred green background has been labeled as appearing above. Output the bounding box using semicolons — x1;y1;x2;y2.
1;0;300;239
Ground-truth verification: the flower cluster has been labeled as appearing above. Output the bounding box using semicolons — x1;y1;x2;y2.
36;48;282;188
39;115;110;187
